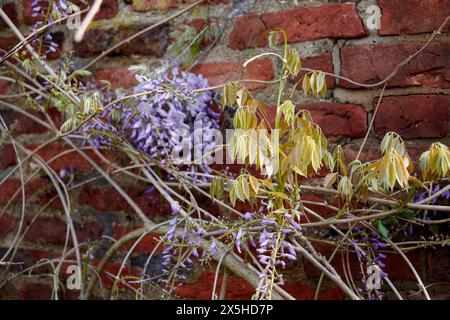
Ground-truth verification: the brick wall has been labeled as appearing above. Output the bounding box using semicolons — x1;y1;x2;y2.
0;0;449;300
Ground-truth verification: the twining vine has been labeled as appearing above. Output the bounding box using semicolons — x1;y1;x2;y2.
0;1;448;301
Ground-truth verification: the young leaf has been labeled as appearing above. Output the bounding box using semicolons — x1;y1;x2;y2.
377;221;389;238
286;48;301;77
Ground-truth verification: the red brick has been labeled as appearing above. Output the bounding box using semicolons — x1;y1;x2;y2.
345;142;435;167
175;272;254;299
6;31;63;60
2;248;57;274
19;282;52;300
299;102;367;138
19;281;80;300
299;193;336;223
96;67;138;90
229;4;367;50
0;35;17;52
0;214;15;237
379;0;450;36
25;216;103;245
14;107;54;133
291;53;335;89
0;80;9;95
23;0;48;25
0;144;16;170
0;107;61;135
77;186;171;217
373;95;448;139
344;143;379;164
132;0;227;11
73;24;170;58
340;42;450;89
303;243;423;281
426;248;450;282
282;283;344;300
0;178;49;205
180;18;218;47
0;282;18;299
25;141;107;172
24;216;61;245
71;0;118;20
0;3;18;28
404;144;435;171
92;260;141;291
190;58;274;90
113;225;163;253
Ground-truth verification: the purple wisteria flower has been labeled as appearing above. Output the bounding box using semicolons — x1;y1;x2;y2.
353;231;389;300
29;0;69;58
80;68;221;182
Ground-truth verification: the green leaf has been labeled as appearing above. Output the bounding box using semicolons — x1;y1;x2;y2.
401;209;417;219
71;69;92;78
377;221;389;238
268;31;277;49
286;48;301;77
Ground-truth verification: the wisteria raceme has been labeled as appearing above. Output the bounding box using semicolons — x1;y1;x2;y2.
81;69;221;181
353;229;388;300
128;69;220;166
29;0;68;57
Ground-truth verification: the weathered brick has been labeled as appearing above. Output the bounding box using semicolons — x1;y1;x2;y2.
132;0;228;11
0;178;49;205
25;216;103;245
0;144;16;170
373;95;449;139
25;141;106;172
0;3;18;28
19;282;52;300
92;260;141;291
23;0;47;25
96;67;138;90
113;225;163;253
0;80;9;95
190;58;275;90
229;3;367;50
303;243;423;281
19;280;79;299
0;107;61;135
175;272;254;299
73;24;171;58
283;283;344;300
71;0;118;20
0;34;62;60
379;0;450;36
343;142;430;167
0;35;17;52
340;42;450;89
299;193;337;223
1;31;63;60
77;186;172;217
0;247;57;274
344;143;380;164
0;214;15;237
291;53;335;89
180;18;218;47
300;102;367;138
426;248;450;283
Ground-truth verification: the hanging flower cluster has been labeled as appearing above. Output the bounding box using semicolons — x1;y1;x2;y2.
29;0;70;57
125;69;221;167
353;229;389;300
80;69;221;179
